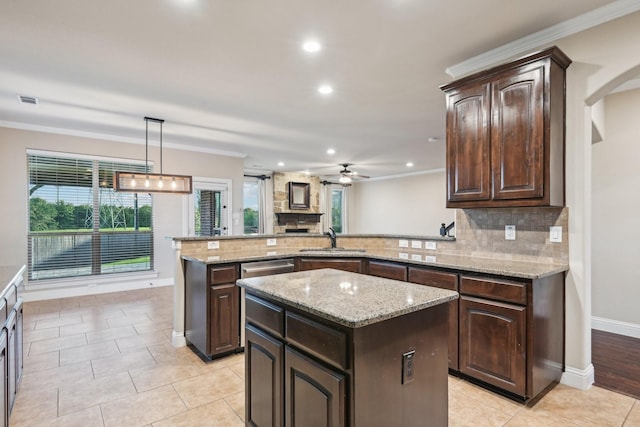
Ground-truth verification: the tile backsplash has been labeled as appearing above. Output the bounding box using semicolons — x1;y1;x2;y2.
450;207;568;263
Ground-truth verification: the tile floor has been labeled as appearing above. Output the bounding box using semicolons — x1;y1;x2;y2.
12;285;640;426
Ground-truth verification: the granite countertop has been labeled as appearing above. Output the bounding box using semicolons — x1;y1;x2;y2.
183;249;568;279
237;268;458;328
172;233;455;242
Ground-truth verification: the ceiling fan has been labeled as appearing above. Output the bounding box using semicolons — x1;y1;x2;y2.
323;163;370;185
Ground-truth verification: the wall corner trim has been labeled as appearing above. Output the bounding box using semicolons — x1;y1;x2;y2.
561;364;595;390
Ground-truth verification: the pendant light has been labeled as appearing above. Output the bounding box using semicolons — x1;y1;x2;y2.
114;117;192;194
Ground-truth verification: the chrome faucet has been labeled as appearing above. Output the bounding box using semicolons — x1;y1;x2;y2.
325;227;337;248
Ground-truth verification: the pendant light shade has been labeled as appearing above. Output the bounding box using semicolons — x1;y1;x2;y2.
114;117;192;194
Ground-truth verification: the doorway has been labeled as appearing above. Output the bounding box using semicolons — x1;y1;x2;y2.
187;179;231;237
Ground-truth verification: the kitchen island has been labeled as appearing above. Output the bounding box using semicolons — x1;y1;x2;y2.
237;268;458;427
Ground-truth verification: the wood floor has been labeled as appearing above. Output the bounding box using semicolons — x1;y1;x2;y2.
593;329;640;399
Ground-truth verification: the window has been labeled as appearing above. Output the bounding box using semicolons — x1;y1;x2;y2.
331;186;344;233
243;178;260;234
27;151;153;281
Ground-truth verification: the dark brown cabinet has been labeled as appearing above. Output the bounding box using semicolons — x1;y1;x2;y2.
442;46;571;208
296;258;363;273
367;260;407;281
245;290;448;427
210;283;239;355
457;273;564;399
245;324;284;427
459;296;526;395
185;261;241;359
285;347;345;427
408;267;459;370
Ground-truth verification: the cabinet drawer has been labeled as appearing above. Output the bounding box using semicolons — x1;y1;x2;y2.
245;294;284;338
208;265;238;285
286;311;348;370
368;261;407;281
408;267;458;291
460;276;527;305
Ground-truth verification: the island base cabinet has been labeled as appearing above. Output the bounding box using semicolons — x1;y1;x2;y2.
459;296;526;396
245;324;284;427
285;347;345;427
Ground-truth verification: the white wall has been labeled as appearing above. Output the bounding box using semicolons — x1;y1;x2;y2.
592;88;640;328
349;170;454;236
555;9;640;388
0;126;245;290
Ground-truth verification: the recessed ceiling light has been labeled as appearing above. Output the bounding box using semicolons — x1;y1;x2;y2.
302;39;322;53
406;162;414;167
317;84;333;95
326;148;336;155
277;161;285;167
428;137;439;143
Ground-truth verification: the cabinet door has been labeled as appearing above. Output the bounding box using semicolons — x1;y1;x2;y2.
285;347;345;427
5;312;16;412
0;331;7;427
297;258;363;274
408;267;459;370
367;260;407;281
446;82;491;204
491;65;544;200
459;296;526;396
209;284;239;356
246;324;284;427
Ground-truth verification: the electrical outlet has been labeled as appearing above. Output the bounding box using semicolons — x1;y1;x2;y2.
550;226;563;243
402;350;416;384
398;252;409;260
398;239;409;248
425;255;437;263
267;251;277;256
207;241;220;250
505;225;516;240
411;240;422;249
266;238;277;246
425;241;437;250
411;254;422;261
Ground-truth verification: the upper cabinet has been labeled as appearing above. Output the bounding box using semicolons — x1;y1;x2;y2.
441;47;571;208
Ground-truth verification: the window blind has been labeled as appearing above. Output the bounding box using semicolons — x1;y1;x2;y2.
27;152;153;281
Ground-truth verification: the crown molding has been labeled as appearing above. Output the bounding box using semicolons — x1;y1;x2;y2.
446;0;640;78
0;120;248;158
360;168;446;183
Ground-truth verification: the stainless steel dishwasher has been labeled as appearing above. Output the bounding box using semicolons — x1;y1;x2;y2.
239;258;295;346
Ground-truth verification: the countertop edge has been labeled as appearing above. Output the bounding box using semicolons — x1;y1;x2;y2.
183;252;568;280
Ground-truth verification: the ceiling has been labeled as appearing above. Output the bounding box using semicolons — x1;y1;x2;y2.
0;0;628;179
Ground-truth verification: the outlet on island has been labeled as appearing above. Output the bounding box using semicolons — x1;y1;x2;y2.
266;238;277;246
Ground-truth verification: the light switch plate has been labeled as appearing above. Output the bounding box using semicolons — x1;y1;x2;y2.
425;255;437;263
398;239;409;248
550;226;563;243
505;225;516;240
411;254;422;261
425;241;437;250
266;238;277;246
411;240;422;249
267;251;277;256
207;241;220;250
398;252;409;260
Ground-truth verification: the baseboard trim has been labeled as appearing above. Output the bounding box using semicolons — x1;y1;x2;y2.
592;316;640;339
172;331;187;348
561;364;595;390
21;277;174;301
